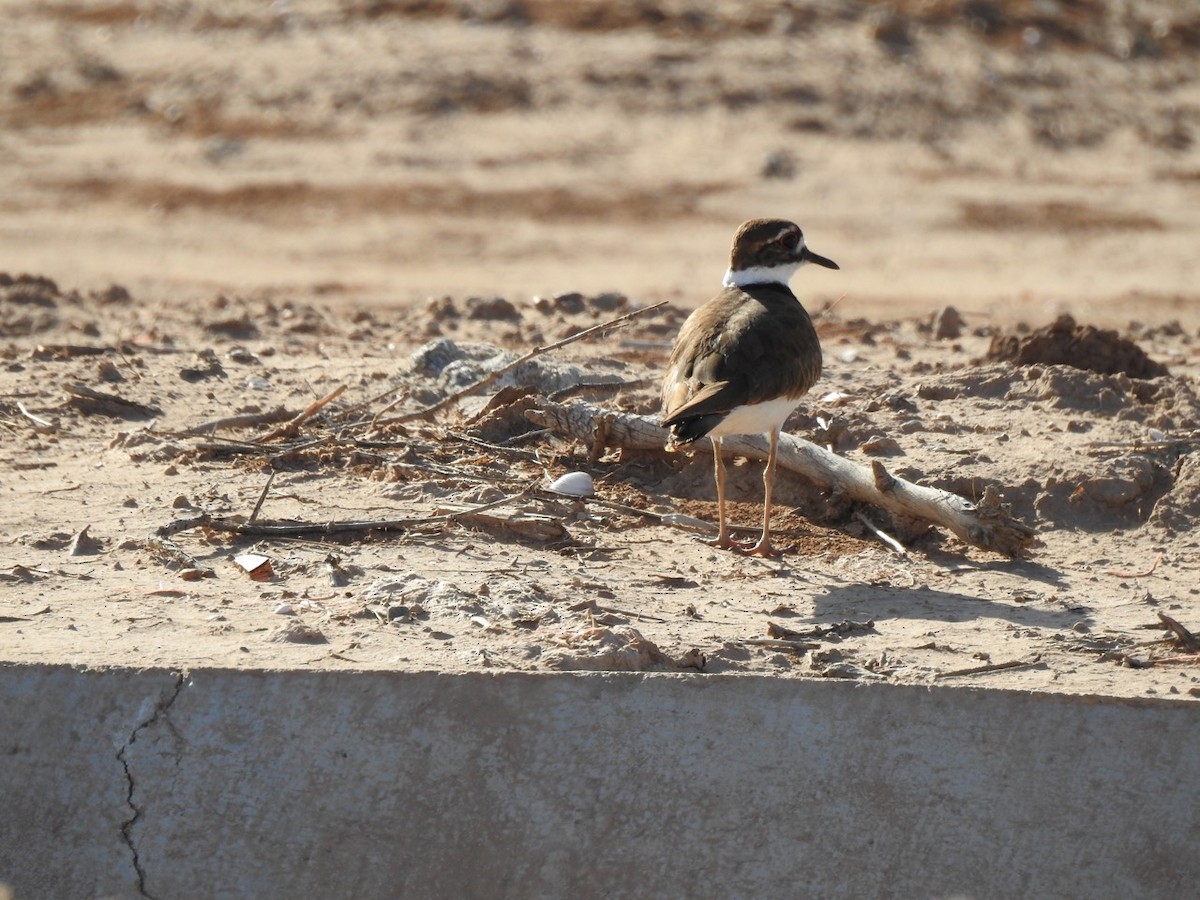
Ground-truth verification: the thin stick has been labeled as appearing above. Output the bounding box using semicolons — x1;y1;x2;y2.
159;484;536;538
569;599;667;623
1105;552;1164;579
193;437;328;457
743;638;821;652
449;432;540;459
64;382;160;417
370;301;667;429
1148;654;1200;666
16;401;55;431
812;293;848;321
934;658;1041;679
248;470;277;525
178;406;294;436
254;384;347;443
43;483;82;494
854;510;907;555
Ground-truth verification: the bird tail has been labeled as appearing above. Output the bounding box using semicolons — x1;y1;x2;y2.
661;415;720;449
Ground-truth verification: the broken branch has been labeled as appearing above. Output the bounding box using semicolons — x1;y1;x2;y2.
526;398;1038;557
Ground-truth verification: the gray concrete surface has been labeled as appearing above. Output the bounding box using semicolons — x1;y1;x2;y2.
1;664;1197;899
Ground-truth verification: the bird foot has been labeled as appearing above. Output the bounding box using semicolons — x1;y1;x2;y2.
737;539;781;558
704;534;743;551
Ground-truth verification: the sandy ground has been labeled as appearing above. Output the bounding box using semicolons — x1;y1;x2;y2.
2;0;1200;699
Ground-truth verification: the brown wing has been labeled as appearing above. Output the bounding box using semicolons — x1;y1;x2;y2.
661;284;822;430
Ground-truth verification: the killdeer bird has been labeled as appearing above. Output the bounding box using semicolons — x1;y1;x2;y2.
660;218;838;556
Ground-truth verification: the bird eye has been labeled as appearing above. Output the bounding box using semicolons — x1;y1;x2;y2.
779;231;799;251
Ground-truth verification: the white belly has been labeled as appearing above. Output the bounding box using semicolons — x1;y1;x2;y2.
707;395;803;438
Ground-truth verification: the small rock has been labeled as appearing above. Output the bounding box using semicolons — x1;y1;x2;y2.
93;284;132;305
465;295;521;321
272;623;326;643
760;149;797;179
933;306;966;340
860;435;904;456
67;525;103;556
551;292;586;315
870;9;916;53
589;292;628;312
96;359;123;383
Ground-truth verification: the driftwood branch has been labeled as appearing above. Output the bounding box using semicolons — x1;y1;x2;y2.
526;398;1037;557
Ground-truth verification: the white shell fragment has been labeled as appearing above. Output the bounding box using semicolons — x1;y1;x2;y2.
234;553;271;573
549;471;595;498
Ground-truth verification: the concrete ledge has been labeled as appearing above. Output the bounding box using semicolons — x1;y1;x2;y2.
1;665;1197;899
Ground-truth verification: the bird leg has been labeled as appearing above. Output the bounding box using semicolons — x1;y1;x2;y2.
741;427;782;557
707;436;741;550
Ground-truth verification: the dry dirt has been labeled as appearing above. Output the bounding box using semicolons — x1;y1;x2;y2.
2;0;1200;699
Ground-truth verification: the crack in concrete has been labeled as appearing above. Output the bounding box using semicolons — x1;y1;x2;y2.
117;671;187;900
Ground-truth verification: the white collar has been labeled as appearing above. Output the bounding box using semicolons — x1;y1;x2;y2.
722;261;801;288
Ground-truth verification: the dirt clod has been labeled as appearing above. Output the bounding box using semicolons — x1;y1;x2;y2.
986;315;1169;379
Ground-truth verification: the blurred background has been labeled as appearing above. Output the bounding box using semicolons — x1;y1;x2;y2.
2;0;1198;325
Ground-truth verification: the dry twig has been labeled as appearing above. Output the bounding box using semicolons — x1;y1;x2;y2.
934;657;1042;679
159;484;540;540
743;638;821;652
248;470;277;525
1105;551;1164;579
16;401;56;432
254;384;347;443
64;383;160;418
178;406;294;436
854;510;907;555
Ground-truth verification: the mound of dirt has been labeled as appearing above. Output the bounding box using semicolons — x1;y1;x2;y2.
985;314;1170;379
